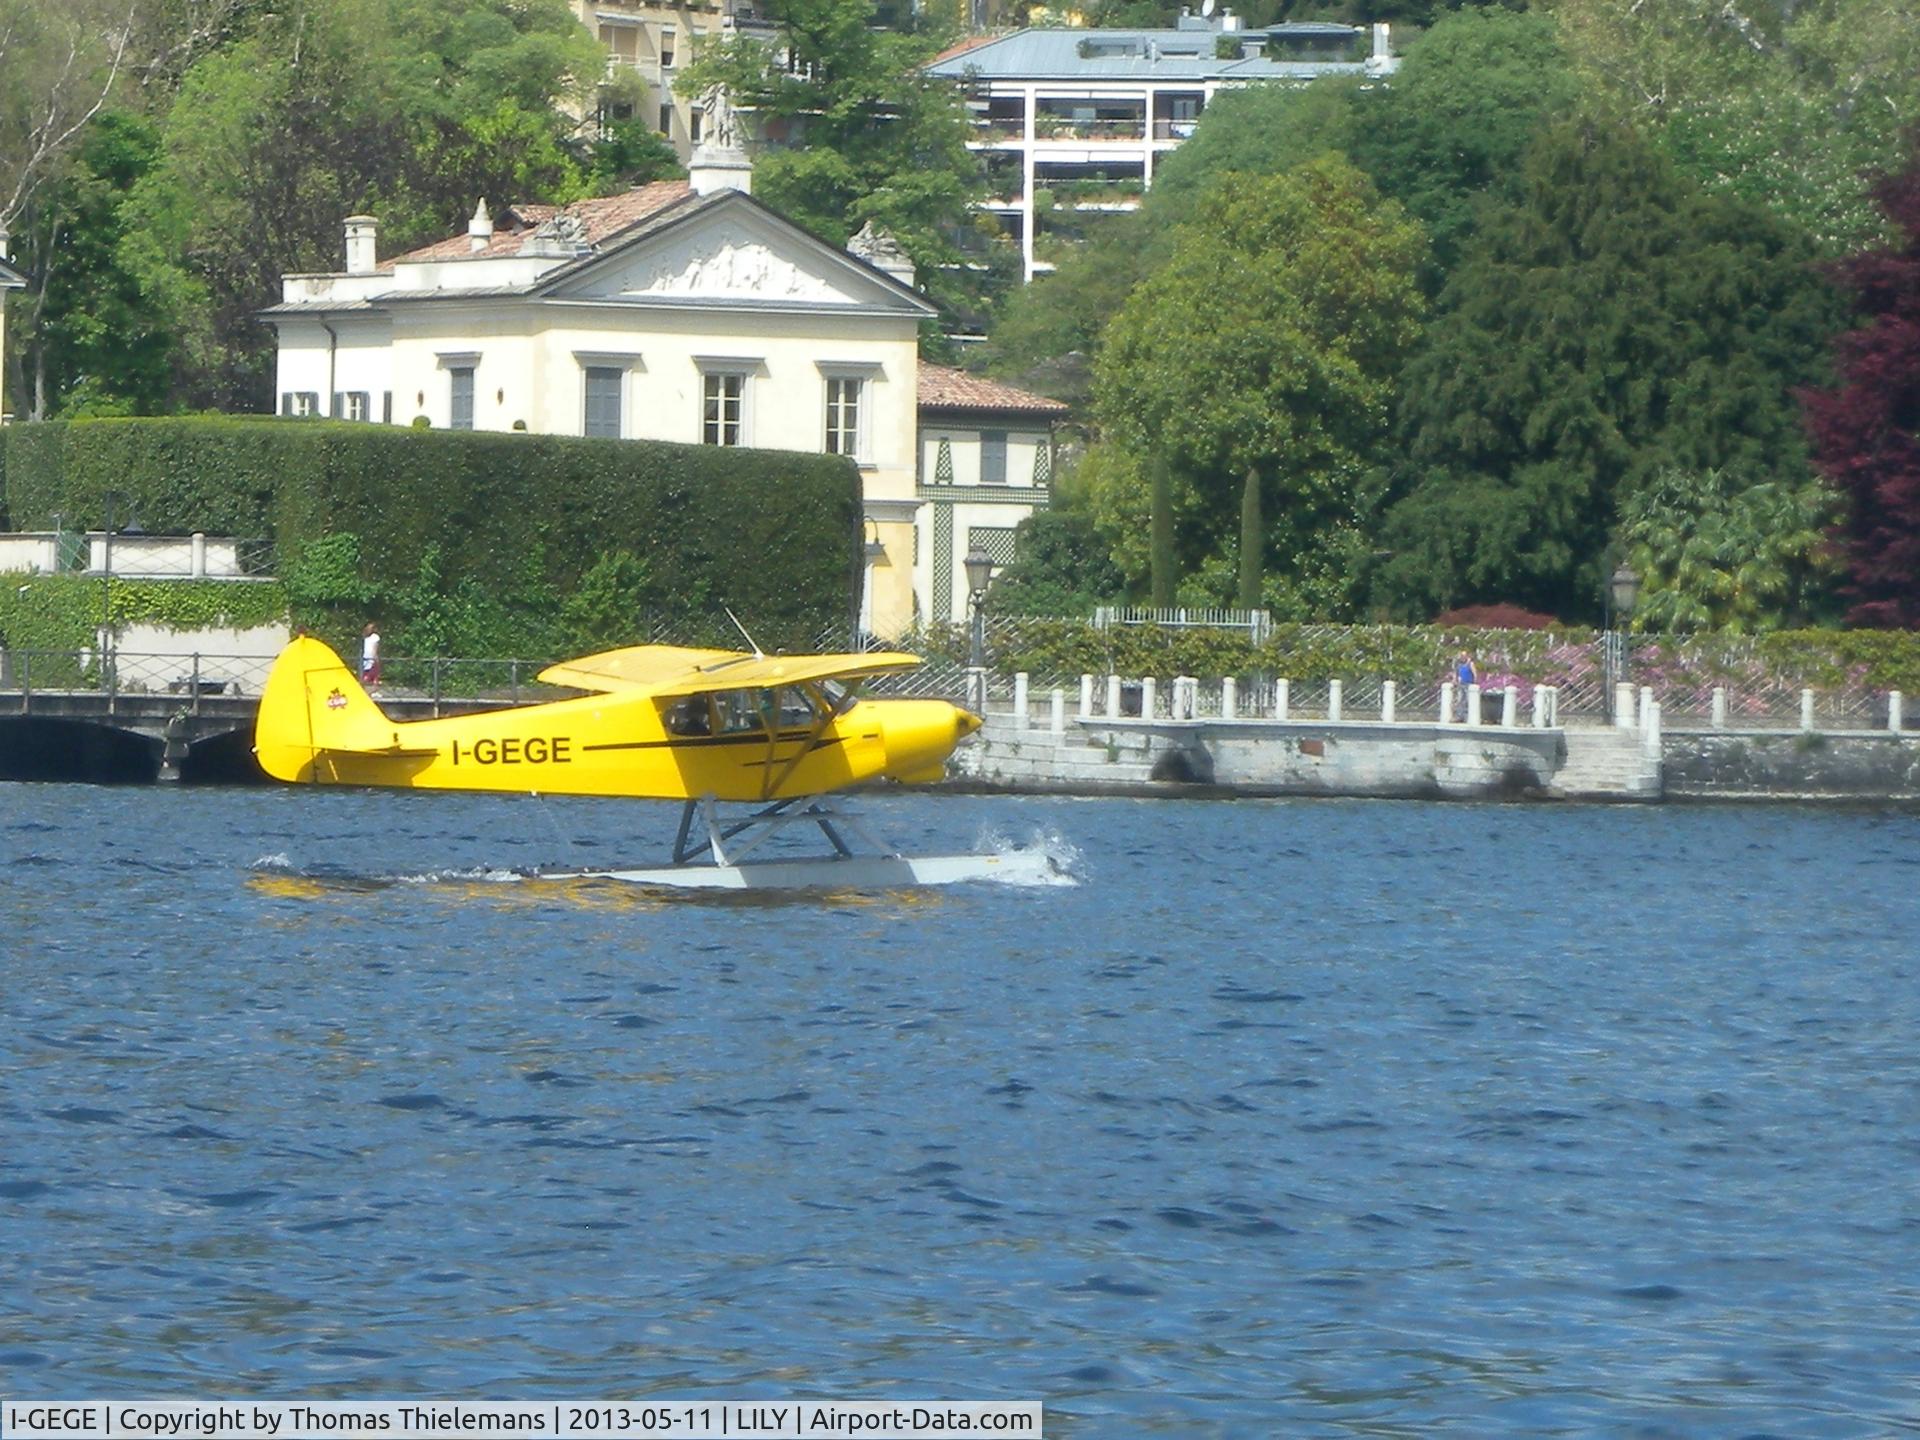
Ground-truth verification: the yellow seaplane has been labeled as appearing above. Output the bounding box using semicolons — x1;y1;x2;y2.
253;634;1047;889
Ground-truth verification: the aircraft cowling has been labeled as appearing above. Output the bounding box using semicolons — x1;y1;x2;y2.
876;700;982;784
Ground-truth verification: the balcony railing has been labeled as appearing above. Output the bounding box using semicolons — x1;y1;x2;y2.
1034;116;1147;142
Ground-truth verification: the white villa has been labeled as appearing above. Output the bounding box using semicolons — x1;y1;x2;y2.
928;14;1397;281
262;157;1066;636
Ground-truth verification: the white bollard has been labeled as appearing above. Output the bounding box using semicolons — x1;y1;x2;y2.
190;532;208;579
1891;690;1905;733
1274;678;1290;721
1381;680;1396;724
1501;686;1518;729
1175;675;1197;719
1050;688;1065;734
1222;677;1237;720
1712;687;1727;729
1439;680;1455;726
1614;683;1635;729
1141;676;1158;719
1531;687;1547;728
1328;679;1343;722
1801;688;1815;732
1466;682;1481;726
1106;674;1122;718
1639;685;1653;733
1013;671;1030;730
1644;698;1662;756
1079;673;1094;719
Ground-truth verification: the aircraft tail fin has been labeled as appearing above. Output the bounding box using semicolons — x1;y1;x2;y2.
254;636;418;781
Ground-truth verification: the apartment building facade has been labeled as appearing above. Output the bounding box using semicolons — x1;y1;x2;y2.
927;14;1396;281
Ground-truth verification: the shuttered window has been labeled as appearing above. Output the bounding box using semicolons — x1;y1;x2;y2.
449;367;475;430
583;367;623;438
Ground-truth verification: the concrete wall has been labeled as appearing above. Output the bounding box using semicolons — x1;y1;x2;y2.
951;713;1563;799
1663;730;1920;801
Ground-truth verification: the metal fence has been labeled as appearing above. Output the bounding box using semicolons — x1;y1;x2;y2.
0;649;571;706
850;616;1915;732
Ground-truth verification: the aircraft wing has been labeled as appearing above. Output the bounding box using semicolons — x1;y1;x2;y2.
538;645;923;697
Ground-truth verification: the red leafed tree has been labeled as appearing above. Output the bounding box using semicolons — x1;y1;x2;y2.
1803;136;1920;628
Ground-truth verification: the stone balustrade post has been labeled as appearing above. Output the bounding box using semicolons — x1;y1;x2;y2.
1531;687;1547;727
1221;677;1237;720
1175;675;1197;719
1439;681;1455;726
1639;686;1653;734
1614;683;1634;729
1501;686;1518;729
1013;672;1030;730
1801;688;1815;731
1141;676;1158;719
1079;673;1094;719
1644;699;1662;756
1106;674;1122;718
1891;690;1905;733
1328;679;1343;722
1712;687;1727;729
1465;682;1481;726
1050;688;1065;734
1274;678;1290;721
190;532;208;579
1381;680;1396;723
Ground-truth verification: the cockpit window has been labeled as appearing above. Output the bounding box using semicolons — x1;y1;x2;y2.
710;687;820;735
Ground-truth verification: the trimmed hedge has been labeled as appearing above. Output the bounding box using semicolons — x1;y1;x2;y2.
1;417;862;649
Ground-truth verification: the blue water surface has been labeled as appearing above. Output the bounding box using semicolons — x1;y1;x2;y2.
2;784;1917;1436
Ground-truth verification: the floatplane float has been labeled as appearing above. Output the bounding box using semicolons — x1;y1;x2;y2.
253;634;1056;889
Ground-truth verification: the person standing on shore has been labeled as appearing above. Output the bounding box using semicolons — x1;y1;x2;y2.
360;622;382;686
1454;650;1477;720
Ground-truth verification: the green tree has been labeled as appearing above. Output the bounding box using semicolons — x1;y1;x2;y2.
675;0;1002;332
986;9;1573;389
1093;158;1424;615
1376;119;1843;621
116;0;603;411
1554;0;1920;253
1617;467;1840;632
9;112;173;420
984;510;1125;616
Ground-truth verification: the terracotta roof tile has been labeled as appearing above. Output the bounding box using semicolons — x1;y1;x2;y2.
918;364;1070;416
384;182;695;266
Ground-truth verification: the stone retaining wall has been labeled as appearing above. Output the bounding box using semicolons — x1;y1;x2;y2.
1662;730;1920;801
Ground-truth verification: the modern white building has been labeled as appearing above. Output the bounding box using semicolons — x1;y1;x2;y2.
928;14;1396;280
261;160;1065;636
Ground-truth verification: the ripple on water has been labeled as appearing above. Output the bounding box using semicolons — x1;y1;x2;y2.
1;788;1916;1432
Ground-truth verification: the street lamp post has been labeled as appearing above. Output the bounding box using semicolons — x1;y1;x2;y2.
1603;562;1640;723
964;548;993;716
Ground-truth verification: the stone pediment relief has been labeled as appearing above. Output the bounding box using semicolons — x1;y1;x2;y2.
576;230;871;306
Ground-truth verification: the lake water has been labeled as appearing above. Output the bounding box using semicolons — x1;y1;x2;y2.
3;784;1917;1435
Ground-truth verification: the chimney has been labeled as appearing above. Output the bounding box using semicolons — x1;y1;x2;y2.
689;144;753;196
0;225;10;260
344;215;378;275
468;198;493;252
1372;21;1390;59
